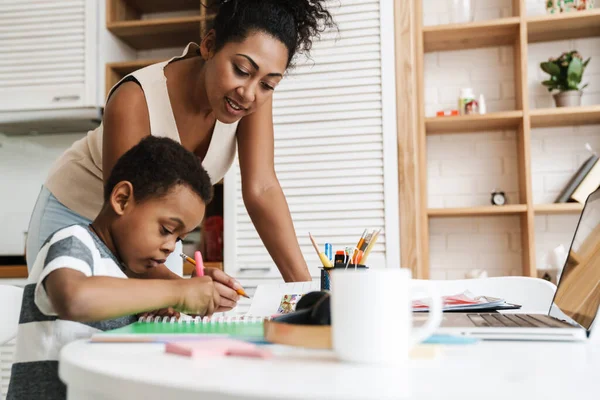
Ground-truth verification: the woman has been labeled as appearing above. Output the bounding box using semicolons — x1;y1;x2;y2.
26;0;335;283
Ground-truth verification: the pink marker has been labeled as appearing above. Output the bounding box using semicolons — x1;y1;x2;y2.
194;251;204;277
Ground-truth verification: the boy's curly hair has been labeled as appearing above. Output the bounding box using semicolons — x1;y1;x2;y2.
104;136;213;204
208;0;336;67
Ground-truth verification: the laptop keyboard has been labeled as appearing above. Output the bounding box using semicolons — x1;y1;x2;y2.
467;313;571;328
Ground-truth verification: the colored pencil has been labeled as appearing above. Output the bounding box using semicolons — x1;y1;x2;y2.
309;233;334;269
180;252;249;298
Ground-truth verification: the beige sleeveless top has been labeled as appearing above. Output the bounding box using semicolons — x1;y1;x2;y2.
45;43;239;221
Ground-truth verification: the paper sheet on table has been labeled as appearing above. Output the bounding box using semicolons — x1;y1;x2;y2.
246;281;320;316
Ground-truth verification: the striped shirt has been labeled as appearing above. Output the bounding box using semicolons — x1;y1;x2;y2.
7;225;136;400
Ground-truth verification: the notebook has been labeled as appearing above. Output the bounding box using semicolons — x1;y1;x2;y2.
91;281;320;343
91;315;268;343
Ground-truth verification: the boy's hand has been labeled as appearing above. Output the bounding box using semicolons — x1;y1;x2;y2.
192;268;241;312
138;307;180;320
175;276;221;316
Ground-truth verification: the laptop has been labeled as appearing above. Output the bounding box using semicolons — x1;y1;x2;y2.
430;188;600;341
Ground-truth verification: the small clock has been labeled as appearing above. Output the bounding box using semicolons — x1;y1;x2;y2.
491;190;506;206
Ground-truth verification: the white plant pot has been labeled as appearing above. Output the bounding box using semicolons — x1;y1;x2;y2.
553;90;582;108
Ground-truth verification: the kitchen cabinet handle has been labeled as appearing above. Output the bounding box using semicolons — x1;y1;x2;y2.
52;95;80;102
238;267;271;272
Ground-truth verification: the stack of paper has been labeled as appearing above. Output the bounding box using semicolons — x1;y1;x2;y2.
412;291;515;312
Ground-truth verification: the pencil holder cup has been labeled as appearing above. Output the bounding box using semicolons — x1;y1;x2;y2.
320;264;368;291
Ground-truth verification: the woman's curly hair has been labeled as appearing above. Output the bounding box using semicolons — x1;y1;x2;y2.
207;0;336;67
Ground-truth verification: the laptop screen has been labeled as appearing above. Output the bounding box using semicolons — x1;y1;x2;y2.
550;188;600;332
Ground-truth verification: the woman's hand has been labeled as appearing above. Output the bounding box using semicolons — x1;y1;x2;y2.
192;267;240;312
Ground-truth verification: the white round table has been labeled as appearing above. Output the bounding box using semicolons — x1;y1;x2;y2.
60;339;600;400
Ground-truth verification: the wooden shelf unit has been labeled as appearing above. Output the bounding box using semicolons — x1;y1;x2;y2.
106;0;215;50
423;17;520;53
107;16;207;50
411;1;600;279
426;106;600;132
428;205;527;217
118;0;201;15
423;9;600;53
527;8;600;43
530;105;600;128
425;111;523;134
533;203;584;214
105;59;164;96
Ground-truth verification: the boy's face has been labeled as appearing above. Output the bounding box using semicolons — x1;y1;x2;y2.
111;184;206;275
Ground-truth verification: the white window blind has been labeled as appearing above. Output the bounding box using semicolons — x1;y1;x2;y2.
224;0;399;278
0;0;88;111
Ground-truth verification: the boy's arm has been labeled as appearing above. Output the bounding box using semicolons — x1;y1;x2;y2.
44;268;215;322
136;265;242;313
137;264;181;280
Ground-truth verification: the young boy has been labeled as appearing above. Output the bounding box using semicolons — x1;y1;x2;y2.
7;136;240;400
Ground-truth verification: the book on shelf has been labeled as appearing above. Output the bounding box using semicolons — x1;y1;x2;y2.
556;153;600;204
571;159;600;204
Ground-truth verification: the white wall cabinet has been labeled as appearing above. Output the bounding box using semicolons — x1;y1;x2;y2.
0;0;133;120
0;0;94;112
0;0;134;255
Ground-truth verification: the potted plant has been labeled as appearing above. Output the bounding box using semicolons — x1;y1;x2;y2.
540;50;590;107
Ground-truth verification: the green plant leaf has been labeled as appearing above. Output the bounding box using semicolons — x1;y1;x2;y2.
567;79;581;90
567;57;583;84
583;57;591;68
581;83;589;90
540;61;561;76
541;80;559;92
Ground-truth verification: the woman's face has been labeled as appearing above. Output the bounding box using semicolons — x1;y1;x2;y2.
202;30;288;124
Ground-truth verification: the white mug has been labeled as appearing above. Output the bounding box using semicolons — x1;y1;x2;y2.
331;268;443;365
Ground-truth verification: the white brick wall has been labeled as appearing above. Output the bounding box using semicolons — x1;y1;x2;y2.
429;216;523;279
424;0;600;279
423;0;514;26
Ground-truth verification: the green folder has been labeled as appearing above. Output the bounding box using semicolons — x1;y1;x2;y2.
91;321;266;343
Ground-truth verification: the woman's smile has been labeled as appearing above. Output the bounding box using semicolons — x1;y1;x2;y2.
224;96;246;117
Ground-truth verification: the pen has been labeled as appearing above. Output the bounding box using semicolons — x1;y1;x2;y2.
180;252;250;298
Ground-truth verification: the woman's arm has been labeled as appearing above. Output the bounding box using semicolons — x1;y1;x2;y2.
102;81;152;183
237;98;311;282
